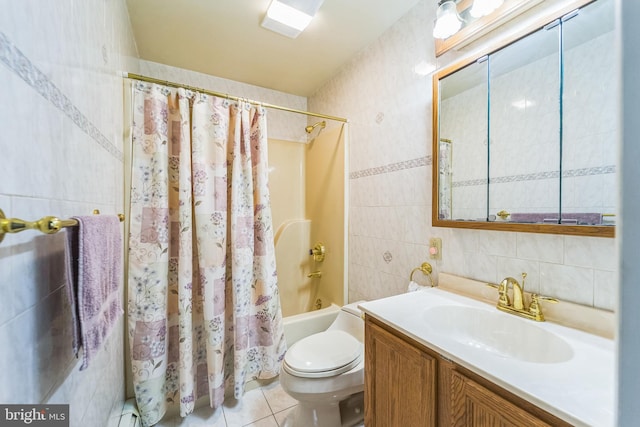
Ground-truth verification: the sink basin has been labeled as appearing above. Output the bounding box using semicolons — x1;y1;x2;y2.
422;305;574;363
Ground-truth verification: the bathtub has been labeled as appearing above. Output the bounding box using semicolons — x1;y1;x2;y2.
283;303;341;346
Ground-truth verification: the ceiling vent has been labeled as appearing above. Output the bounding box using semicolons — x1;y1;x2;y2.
261;0;325;38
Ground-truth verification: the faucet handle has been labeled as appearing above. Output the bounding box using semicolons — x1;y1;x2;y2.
486;282;510;307
529;294;559;321
531;294;559;304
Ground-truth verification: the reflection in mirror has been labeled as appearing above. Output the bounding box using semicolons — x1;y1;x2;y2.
439;60;488;220
488;23;560;222
561;0;615;225
433;0;615;237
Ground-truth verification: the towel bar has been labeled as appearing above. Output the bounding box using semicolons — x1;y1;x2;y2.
0;209;124;244
410;261;434;286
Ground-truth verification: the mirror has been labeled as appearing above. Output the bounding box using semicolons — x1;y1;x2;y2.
433;0;615;237
438;59;488;221
488;22;561;221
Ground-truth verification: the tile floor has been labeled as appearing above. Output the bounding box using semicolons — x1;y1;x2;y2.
156;379;365;427
156;380;295;427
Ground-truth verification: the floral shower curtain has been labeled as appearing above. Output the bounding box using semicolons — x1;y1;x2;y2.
127;82;286;427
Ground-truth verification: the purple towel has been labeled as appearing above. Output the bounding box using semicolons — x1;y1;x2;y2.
509;212;603;225
65;215;123;370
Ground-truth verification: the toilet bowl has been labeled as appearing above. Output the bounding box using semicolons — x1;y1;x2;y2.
280;301;366;427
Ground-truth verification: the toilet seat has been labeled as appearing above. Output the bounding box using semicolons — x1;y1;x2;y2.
283;330;362;379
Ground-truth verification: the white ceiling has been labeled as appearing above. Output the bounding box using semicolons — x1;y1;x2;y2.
126;0;423;97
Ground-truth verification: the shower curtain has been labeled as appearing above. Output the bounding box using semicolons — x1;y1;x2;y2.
127;81;286;426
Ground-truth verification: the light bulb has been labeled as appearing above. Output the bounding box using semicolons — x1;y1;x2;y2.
433;1;463;39
469;0;505;18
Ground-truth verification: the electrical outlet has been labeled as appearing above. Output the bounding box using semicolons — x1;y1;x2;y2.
429;237;442;260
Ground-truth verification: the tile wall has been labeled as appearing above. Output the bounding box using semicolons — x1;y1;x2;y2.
0;1;138;426
309;0;617;311
310;1;437;303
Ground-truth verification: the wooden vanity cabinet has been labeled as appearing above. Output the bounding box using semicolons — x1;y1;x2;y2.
364;316;571;427
364;314;437;426
450;370;554;426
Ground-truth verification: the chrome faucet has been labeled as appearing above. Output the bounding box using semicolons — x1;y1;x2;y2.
487;273;557;321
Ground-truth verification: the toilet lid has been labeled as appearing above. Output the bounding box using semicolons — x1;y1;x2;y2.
284;330;362;376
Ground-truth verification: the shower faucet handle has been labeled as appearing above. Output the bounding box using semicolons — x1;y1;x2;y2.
310;242;325;262
307;271;322;279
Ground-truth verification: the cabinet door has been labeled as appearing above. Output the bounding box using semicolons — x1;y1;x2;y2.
365;319;437;427
451;371;551;427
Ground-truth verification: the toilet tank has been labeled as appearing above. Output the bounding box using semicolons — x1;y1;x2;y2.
327;301;366;342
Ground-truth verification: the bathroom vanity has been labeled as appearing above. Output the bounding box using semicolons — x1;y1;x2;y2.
360;286;614;426
365;316;569;426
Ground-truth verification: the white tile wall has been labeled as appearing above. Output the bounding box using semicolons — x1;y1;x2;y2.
310;0;617;312
0;0;137;425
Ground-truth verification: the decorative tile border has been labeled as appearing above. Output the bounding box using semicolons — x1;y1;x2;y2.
349;156;431;179
346;156;613;185
563;165;616;177
0;31;123;161
452;178;488;188
452;165;616;188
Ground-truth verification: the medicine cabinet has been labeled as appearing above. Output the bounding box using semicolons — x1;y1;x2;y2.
433;0;615;237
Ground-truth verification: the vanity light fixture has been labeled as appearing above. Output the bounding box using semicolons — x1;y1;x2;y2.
433;0;463;40
261;0;325;39
469;0;505;18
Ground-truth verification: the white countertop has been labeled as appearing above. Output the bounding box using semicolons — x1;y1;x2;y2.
359;288;615;426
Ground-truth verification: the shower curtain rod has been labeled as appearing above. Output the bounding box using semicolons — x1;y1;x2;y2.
123;72;348;123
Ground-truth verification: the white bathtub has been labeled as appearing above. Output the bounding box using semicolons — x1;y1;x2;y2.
283;303;341;346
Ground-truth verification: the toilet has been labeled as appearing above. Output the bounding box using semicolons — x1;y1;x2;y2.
280;301;366;427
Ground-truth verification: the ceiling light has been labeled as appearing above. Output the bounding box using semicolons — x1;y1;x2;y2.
433;1;463;40
469;0;505;18
261;0;324;39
